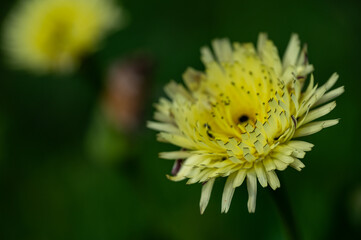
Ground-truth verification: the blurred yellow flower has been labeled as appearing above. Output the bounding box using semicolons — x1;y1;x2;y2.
3;0;124;73
148;34;344;213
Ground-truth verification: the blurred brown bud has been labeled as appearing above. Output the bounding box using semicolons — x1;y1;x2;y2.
102;54;155;134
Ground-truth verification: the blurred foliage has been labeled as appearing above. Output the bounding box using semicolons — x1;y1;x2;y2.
0;0;360;239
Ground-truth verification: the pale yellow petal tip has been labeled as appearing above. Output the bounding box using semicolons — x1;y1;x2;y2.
158;152;175;159
211;38;233;63
200;46;214;64
339;86;346;95
200;208;205;215
200;200;208;215
221;201;231;214
332;72;339;79
146;121;156;129
247;202;256;213
289;33;300;46
291;33;300;39
199;178;215;214
326;118;340;127
186;179;194;185
166;174;183;181
159;151;191;160
258;32;268;39
294;164;305;171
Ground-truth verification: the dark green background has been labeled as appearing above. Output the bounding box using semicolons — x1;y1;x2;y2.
0;0;360;239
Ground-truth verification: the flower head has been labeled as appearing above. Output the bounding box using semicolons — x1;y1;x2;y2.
3;0;123;73
148;34;344;213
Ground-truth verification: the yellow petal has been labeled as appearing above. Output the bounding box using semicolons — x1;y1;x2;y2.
200;178;216;214
221;172;237;213
294;119;339;137
247;170;257;213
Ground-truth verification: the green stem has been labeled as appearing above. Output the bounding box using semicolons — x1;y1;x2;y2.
269;185;300;240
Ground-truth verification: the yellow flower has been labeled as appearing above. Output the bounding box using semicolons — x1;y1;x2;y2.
3;0;123;73
148;34;344;213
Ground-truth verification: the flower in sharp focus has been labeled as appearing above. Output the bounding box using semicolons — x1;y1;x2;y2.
3;0;124;73
148;33;344;214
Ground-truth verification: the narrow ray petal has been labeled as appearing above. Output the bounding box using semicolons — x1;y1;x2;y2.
247;170;257;213
200;178;216;214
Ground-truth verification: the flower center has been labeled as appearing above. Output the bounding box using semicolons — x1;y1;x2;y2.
238;114;249;123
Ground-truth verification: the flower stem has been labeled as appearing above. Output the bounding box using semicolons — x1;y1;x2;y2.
269;185;300;240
